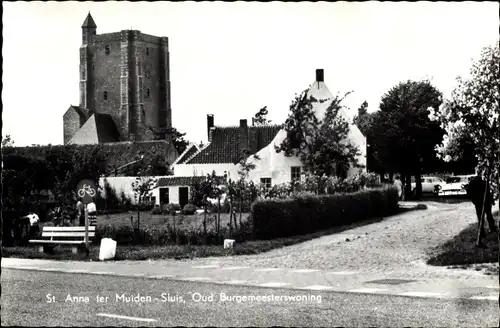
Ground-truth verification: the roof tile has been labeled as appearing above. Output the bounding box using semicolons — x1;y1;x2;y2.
156;175;224;187
187;125;282;164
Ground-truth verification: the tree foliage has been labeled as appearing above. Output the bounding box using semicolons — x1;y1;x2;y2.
131;177;158;205
365;81;445;188
252;106;271;126
149;126;190;155
2;135;14;147
275;89;360;178
353;101;370;136
429;41;500;197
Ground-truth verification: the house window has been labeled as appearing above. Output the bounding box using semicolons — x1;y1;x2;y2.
260;178;272;190
146;88;150;97
291;166;301;181
146;47;150;56
105;45;110;55
103;91;108;100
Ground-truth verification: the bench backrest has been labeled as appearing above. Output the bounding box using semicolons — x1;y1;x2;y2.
41;226;96;240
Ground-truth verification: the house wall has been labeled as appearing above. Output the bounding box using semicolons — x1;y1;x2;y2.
173;131;302;186
99;176;164;204
307;80;368;174
173;163;239;180
246;129;303;185
173;127;364;187
152;185;192;206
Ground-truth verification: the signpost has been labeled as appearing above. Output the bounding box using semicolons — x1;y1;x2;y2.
76;180;97;254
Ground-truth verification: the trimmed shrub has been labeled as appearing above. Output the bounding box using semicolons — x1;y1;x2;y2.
251;186;399;240
151;205;163;215
182;204;197;215
162;203;181;215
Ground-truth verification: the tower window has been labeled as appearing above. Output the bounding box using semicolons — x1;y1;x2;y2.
146;47;149;56
103;91;108;100
105;45;110;55
146;88;150;97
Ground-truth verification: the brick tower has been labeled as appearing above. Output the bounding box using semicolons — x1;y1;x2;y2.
64;12;172;144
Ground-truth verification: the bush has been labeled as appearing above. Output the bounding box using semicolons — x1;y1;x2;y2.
93;221;248;246
251;186;399;240
207;199;231;214
182;204;197;215
162;203;181;215
151;205;163;215
135;202;154;212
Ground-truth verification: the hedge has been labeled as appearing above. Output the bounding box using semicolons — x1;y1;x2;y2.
251;186;399;240
2;140;174;175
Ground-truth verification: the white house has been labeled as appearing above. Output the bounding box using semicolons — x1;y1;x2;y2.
173;69;367;187
305;68;367;176
100;69;367;207
99;176;164;205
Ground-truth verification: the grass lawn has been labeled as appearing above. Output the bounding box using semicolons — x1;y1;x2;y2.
2;206;419;261
427;211;499;275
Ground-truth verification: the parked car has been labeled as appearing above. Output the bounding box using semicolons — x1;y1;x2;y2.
411;176;444;194
437;174;475;197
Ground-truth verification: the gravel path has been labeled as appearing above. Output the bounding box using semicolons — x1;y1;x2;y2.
187;201;498;278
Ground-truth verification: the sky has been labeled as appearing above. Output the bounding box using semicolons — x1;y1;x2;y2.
2;1;499;147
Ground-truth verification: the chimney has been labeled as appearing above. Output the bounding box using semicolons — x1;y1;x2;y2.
316;69;324;82
239;119;249;154
207;114;214;142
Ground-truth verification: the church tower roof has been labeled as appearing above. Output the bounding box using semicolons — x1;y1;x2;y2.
82;12;97;28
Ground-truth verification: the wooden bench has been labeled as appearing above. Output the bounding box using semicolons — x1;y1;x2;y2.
29;226;96;254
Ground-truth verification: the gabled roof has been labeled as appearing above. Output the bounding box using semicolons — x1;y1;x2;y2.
68;112;120;145
64;105;88;119
172;143;199;165
156;175;225;188
186;125;282;164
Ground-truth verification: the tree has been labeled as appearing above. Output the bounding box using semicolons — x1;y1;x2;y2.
148;126;190;155
193;171;225;238
368;80;445;198
429;41;499;305
42;145;108;201
131;176;158;228
353;101;370;136
252;106;271;126
131;176;157;205
235;149;260;225
353;101;387;177
433;124;477;174
2;135;14;147
430;42;499;199
275;89;361;183
2;154;52;213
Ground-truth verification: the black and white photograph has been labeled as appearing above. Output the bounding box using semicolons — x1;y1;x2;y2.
1;1;499;327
